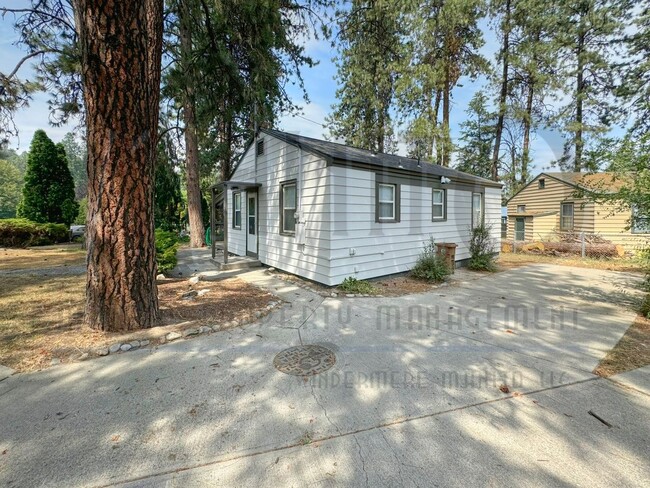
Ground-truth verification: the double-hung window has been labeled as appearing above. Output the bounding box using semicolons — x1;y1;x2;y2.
376;183;399;222
233;192;241;229
280;181;297;234
432;189;446;221
632;206;650;234
472;193;483;228
560;202;574;231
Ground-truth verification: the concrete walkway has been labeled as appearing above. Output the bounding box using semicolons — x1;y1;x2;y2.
0;264;648;487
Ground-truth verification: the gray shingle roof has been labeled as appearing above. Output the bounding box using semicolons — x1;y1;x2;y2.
261;128;502;188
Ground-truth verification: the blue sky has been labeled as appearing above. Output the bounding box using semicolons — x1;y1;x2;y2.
1;5;569;174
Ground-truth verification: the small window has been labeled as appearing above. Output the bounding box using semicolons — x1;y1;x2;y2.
432;189;446;221
256;139;265;156
631;206;650;234
560;202;574;231
280;181;297;234
517;204;526;213
377;183;398;222
538;178;545;189
233;192;241;229
472;192;484;228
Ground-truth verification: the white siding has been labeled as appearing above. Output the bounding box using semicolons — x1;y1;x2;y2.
228;136;502;286
324;166;501;285
228;135;331;283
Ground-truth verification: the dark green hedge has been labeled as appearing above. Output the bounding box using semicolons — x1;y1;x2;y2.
155;229;179;273
0;218;69;247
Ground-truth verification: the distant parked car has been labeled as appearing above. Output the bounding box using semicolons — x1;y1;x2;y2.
70;225;85;239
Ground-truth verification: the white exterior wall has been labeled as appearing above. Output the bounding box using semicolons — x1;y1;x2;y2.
227;135;331;283
323;166;501;285
228;134;502;286
485;186;502;251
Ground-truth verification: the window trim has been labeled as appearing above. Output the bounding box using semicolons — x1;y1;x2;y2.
471;192;484;229
232;191;241;229
560;202;574;231
280;179;297;236
631;206;650;234
432;188;447;221
538;178;545;189
375;181;400;223
517;204;526;213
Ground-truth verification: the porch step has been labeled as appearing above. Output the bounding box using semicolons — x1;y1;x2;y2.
211;256;262;271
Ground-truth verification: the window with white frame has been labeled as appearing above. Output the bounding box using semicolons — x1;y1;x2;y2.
632;206;650;234
432;189;446;220
472;192;483;228
233;192;241;229
280;181;297;234
377;183;398;222
560;202;574;231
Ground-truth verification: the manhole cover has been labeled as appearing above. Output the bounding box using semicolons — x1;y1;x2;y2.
273;345;336;376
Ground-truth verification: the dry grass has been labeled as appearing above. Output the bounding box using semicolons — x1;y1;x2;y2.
0;273;274;372
594;315;650;377
497;252;644;272
0;245;86;270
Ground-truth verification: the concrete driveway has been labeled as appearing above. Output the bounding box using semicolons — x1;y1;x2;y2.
0;264;648;487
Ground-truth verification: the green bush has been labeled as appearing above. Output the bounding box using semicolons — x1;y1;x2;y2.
155;229;179;273
0;218;69;247
411;237;450;282
468;224;497;272
338;277;377;294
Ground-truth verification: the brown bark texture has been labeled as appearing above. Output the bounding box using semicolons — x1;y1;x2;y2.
179;0;205;248
76;0;163;331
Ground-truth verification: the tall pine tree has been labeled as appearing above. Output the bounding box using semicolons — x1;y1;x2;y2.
327;0;403;153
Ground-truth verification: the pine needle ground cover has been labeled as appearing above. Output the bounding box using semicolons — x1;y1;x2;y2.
0;247;274;372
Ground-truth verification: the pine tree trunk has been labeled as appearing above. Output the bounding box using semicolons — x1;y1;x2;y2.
491;0;511;181
179;0;205;248
433;90;441;164
442;67;451;167
521;80;534;185
76;0;163;331
575;30;585;172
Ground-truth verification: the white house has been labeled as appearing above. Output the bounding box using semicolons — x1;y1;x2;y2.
211;129;502;286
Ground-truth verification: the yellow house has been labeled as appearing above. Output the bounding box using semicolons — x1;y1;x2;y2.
506;172;649;252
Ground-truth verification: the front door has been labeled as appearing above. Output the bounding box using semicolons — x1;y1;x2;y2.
247;192;258;257
515;217;525;241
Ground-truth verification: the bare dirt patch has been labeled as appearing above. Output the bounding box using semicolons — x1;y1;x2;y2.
0;273;275;372
594;315;650;377
0;245;86;271
371;276;439;296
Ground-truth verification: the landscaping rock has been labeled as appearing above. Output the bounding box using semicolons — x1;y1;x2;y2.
140;340;150;347
199;326;211;334
197;289;210;297
267;267;276;273
156;274;166;280
50;358;61;366
109;343;122;354
346;294;355;298
330;292;338;298
120;344;132;352
77;352;90;361
183;328;199;337
166;332;182;342
188;276;200;285
181;290;198;300
96;348;110;357
130;341;140;349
